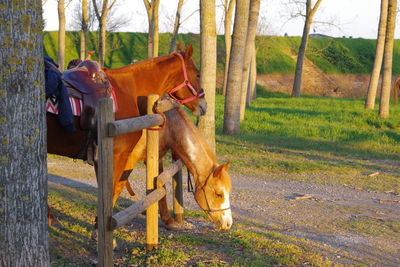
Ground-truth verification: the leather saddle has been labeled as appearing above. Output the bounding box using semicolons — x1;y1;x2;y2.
62;60;112;131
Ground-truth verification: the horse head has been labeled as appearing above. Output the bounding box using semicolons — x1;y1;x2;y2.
167;44;207;116
193;162;233;230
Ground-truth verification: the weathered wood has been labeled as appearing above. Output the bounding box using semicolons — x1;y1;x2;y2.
146;94;160;250
110;187;166;230
156;159;183;188
173;168;184;223
154;98;180;113
97;98;115;267
108;114;163;137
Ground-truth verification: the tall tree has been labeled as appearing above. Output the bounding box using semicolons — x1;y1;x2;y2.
239;0;260;121
0;0;49;265
169;0;185;53
222;0;236;95
92;0;117;66
80;0;89;60
379;0;397;118
144;0;160;58
365;0;388;109
291;0;323;98
246;44;257;104
58;0;66;70
223;0;250;135
198;0;217;151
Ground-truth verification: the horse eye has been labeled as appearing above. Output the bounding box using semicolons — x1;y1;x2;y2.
216;193;223;198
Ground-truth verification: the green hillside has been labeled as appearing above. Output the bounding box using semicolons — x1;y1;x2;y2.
44;31;400;75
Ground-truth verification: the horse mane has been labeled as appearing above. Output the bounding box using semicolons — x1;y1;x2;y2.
104;52;183;74
174;108;217;163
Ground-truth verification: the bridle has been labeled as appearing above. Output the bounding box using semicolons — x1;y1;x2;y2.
166;52;205;104
194;165;231;214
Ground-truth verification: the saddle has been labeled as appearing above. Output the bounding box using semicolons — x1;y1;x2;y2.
62;60;112;131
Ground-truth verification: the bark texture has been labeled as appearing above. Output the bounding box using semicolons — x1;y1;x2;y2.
0;0;49;266
365;0;388;109
222;0;236;95
291;0;323;98
169;0;184;53
379;0;397;118
58;0;66;70
223;0;250;135
198;0;217;152
239;0;260;121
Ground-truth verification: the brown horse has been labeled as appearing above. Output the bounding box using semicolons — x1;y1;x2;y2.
122;107;233;230
47;45;207;222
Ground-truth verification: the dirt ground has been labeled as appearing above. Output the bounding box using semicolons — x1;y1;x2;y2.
48;158;400;266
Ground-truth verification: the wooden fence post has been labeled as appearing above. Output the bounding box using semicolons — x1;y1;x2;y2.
146;94;159;250
173;167;184;223
97;98;114;266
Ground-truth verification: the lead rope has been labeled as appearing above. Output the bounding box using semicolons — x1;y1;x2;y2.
187;168;194;193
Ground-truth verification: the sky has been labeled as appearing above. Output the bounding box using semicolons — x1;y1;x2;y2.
42;0;398;39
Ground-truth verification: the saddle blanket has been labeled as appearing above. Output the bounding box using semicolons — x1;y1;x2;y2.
46;90;118;116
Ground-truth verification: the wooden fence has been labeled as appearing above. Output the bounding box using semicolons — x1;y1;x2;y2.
97;95;185;266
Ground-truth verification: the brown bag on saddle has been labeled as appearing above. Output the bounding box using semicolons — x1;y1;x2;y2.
62;60;112;131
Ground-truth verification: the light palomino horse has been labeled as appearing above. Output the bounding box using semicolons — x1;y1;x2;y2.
123;107;233;230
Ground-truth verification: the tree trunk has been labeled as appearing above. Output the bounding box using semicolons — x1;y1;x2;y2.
80;0;89;60
379;0;397;118
246;44;257;105
169;0;184;53
223;0;250;135
0;0;49;266
222;0;235;95
239;0;260;121
198;0;217;152
291;0;323;98
58;0;66;70
365;0;388;109
144;0;160;58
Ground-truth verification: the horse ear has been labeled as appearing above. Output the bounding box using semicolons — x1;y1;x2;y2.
213;162;230;177
185;44;193;59
177;43;184;52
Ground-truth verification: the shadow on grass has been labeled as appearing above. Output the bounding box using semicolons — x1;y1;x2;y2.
217;136;400;174
235;218;400;266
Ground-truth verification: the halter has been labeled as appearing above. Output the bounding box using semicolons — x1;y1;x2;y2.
166;52;205;104
194;165;231;214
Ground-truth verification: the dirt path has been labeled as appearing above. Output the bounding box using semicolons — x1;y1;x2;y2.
48;160;400;266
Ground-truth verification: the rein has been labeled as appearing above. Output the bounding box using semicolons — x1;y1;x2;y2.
165;52;204;104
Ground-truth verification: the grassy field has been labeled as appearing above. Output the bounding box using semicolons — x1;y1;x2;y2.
48;87;400;265
43;31;400;75
215;86;400;193
49;181;332;266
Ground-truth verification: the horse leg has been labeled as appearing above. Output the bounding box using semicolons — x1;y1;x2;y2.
158;161;182;230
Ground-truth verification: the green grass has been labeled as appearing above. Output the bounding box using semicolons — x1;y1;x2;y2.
48;183;331;266
44;31;400;74
214;86;400;192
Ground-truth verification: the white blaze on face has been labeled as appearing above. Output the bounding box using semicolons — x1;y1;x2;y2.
220;188;233;229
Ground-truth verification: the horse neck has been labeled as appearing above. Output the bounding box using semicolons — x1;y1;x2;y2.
105;54;181;98
164;109;217;187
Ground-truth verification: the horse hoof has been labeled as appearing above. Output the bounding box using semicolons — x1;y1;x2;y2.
165;221;182;230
